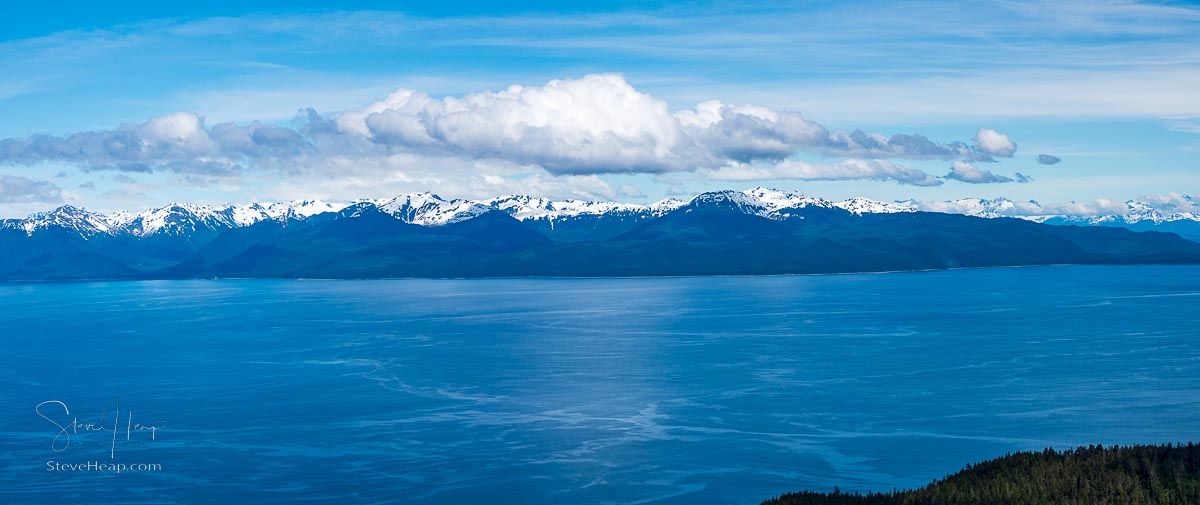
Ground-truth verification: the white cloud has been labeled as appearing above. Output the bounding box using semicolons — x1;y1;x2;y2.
1;73;1051;214
327;74;1009;175
0;174;63;203
945;160;1028;184
2;74;1007;183
335;74;935;173
336;74;688;173
0;112;238;176
973;128;1017;157
1138;192;1197;213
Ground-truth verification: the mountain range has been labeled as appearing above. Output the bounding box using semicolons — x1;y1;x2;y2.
2;188;1199;280
923;196;1200;242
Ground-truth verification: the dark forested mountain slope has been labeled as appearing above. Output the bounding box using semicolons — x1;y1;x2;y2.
3;190;1200;280
763;443;1200;505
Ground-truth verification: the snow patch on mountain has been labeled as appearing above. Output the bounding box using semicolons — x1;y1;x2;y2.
4;205;115;238
263;200;340;221
123;203;241;237
687;188;842;220
742;187;834;212
1112;200;1199;224
376;192;492;225
484;194;685;221
833;197;916;215
8;189;1199;241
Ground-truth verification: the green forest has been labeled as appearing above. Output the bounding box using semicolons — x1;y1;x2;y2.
763;443;1200;505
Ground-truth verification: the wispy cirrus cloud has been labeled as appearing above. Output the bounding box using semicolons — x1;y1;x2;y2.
3;1;1199;130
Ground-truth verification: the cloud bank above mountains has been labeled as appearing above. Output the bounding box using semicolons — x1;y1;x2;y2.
0;74;1029;203
920;193;1199;219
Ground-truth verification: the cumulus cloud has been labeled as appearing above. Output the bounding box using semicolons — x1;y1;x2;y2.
336;75;693;173
945;160;1029;184
973;128;1017;157
0;174;63;203
0;74;1020;190
0;112;240;176
336;77;998;171
210;121;313;159
1037;154;1062;165
706;158;942;186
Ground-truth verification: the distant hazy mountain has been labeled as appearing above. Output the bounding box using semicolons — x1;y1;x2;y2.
2;188;1199;280
926;196;1200;241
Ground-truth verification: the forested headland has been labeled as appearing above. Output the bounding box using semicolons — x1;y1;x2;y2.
763;443;1200;505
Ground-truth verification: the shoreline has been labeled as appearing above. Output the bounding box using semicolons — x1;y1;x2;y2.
3;262;1200;285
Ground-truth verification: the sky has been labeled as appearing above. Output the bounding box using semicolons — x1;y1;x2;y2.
0;0;1198;217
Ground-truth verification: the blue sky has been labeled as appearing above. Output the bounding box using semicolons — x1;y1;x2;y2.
0;0;1197;216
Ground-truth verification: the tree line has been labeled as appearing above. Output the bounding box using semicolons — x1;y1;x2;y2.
763;443;1200;505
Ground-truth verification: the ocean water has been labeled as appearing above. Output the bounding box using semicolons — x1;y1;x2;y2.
1;265;1198;504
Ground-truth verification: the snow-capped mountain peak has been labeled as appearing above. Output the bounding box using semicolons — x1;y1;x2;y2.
122;201;294;237
1123;200;1168;224
921;197;1041;219
483;194;685;221
687;188;835;220
484;195;555;220
6;205;115;237
833;197;917;215
263;199;339;221
648;197;686;215
742;187;833;212
688;190;767;213
378;192;492;225
7;189;1198;243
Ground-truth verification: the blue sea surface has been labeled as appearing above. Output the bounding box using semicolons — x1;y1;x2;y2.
1;265;1199;504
